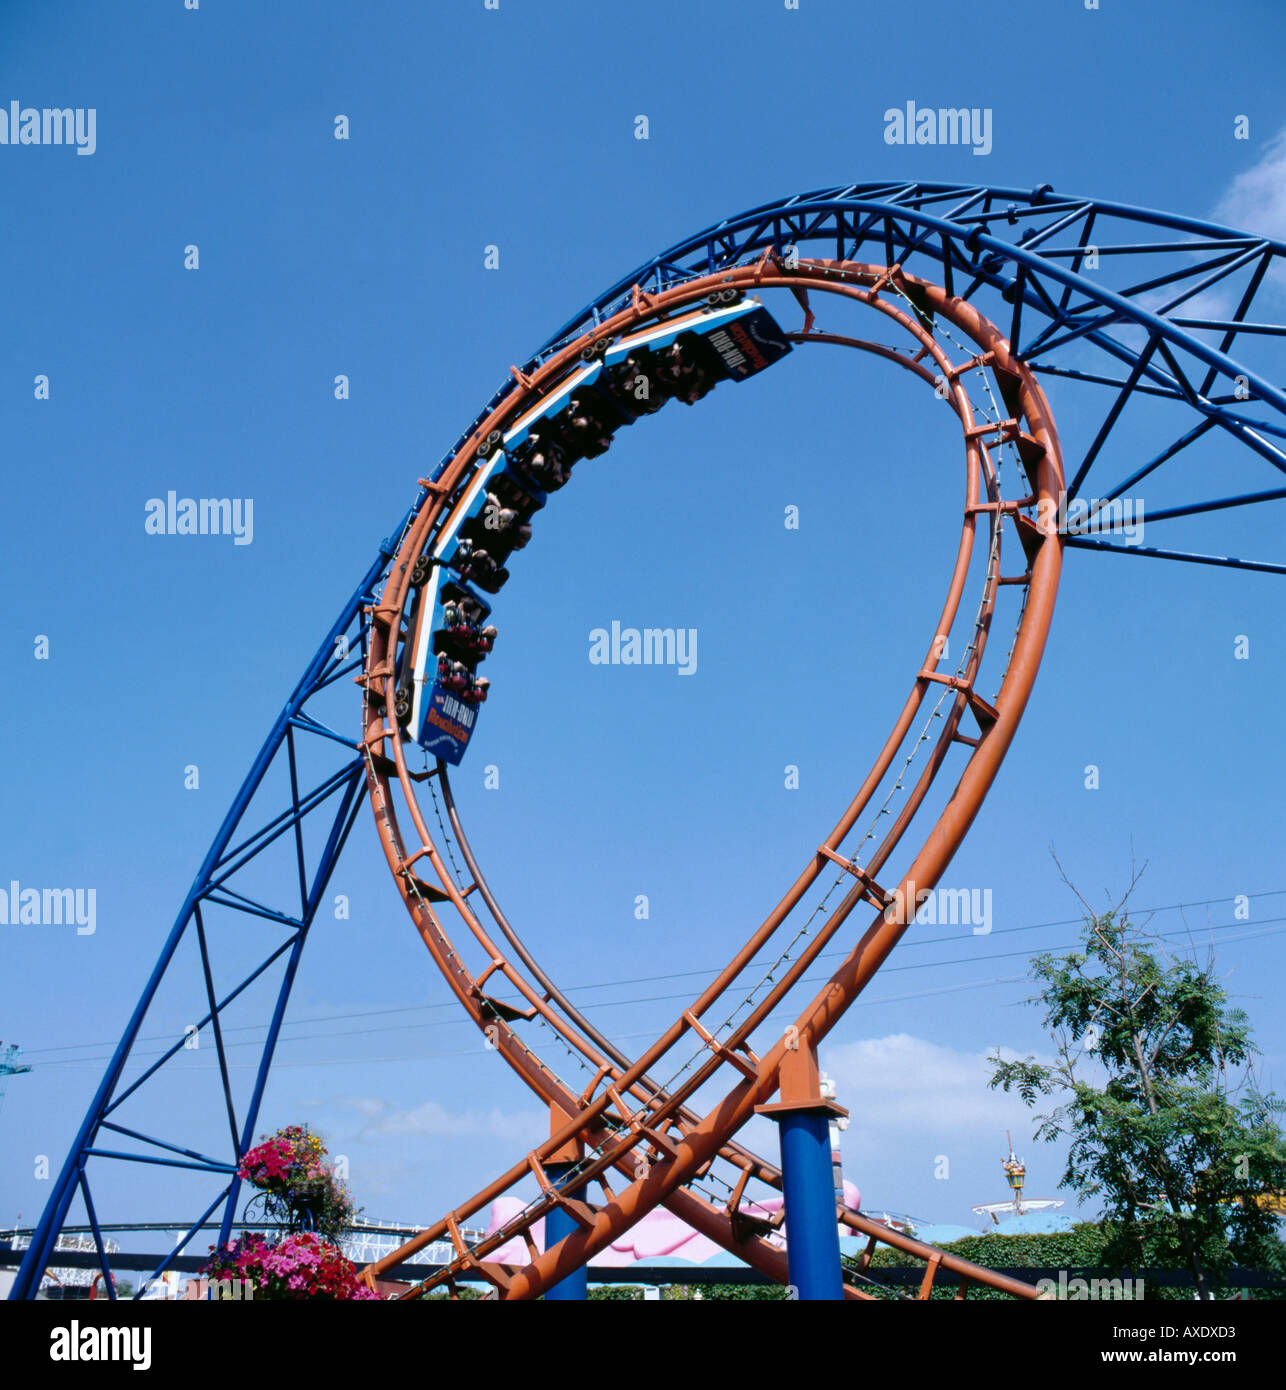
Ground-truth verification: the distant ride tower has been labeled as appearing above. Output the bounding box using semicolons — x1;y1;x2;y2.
971;1132;1065;1225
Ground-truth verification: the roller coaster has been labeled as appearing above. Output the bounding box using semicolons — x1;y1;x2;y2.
12;181;1286;1301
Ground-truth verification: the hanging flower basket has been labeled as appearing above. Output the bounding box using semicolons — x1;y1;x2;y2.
204;1231;378;1301
201;1123;377;1299
236;1124;356;1239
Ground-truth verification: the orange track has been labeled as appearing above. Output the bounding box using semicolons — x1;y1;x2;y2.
358;260;1064;1299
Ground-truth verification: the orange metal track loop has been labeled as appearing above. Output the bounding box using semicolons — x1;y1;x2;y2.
359;259;1063;1299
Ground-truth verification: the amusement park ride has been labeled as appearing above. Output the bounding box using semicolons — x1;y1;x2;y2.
11;181;1286;1301
972;1133;1065;1226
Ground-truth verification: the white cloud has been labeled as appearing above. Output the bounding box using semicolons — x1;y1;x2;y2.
1213;127;1286;244
334;1095;385;1121
819;1032;1051;1157
341;1095;543;1144
1106;131;1286;360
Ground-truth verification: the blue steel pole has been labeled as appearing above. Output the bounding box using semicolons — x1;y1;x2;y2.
777;1110;845;1301
215;767;364;1249
758;1046;847;1301
544;1163;589;1301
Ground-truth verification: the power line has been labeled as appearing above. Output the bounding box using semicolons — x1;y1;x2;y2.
26;910;1286;1073
21;886;1284;1059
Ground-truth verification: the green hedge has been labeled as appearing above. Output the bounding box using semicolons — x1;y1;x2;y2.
860;1222;1286;1301
417;1222;1285;1300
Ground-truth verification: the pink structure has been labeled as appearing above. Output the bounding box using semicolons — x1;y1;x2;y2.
485;1181;861;1268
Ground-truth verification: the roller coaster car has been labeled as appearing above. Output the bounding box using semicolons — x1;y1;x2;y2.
441;579;491;624
657;332;725;405
433;661;488;702
700;301;793;381
436;655;475;694
448;539;510;594
509;433;573;492
602;348;669;415
403;299;792;765
549;386;622;461
440;598;476;634
425;580;493;662
458;493;532;561
490;469;545;517
433;607;496;664
438;630;495;667
503;298;790;474
403;576;493;766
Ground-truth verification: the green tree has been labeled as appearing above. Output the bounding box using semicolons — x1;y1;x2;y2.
988;863;1286;1299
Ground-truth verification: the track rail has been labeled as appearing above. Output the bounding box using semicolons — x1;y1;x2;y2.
359;258;1063;1299
22;181;1286;1303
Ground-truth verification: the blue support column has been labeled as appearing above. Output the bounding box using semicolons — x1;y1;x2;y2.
777;1109;844;1301
544;1163;589;1302
756;1045;847;1301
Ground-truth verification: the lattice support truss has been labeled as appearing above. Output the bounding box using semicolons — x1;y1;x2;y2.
9;521;419;1299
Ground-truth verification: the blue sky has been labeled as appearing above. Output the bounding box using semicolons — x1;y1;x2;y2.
3;0;1286;1255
